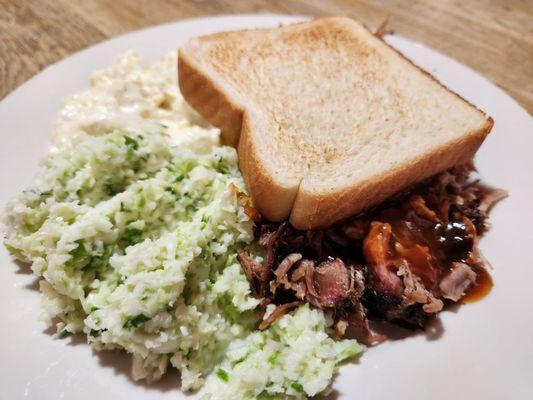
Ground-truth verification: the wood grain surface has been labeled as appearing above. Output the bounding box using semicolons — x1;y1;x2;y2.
0;0;532;114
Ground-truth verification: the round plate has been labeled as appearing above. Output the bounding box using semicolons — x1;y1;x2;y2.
0;14;531;400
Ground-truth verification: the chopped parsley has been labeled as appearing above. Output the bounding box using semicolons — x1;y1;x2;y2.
103;181;124;196
268;349;281;365
89;329;101;337
216;368;229;382
234;354;248;365
124;135;139;150
121;227;143;247
291;381;305;393
201;214;211;227
165;185;179;197
123;314;151;329
83;244;115;272
68;239;91;266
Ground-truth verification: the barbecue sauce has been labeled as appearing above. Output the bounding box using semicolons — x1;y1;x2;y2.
375;196;492;302
462;266;493;303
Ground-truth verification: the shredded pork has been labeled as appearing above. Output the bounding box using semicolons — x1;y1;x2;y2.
238;164;506;341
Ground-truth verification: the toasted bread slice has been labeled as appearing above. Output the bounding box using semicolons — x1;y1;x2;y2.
178;17;492;229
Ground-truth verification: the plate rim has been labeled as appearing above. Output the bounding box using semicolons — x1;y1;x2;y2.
0;13;532;400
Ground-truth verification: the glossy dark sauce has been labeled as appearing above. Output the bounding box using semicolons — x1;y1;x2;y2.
375;198;492;302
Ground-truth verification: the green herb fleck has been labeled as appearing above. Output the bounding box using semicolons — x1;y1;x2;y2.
268;349;281;365
124;135;140;159
123;314;151;329
165;186;179;197
122;227;143;247
216;368;229;382
89;329;101;338
69;239;91;266
270;329;281;342
291;381;304;393
104;181;124;196
217;162;229;174
83;244;114;272
171;159;195;182
234;354;248;365
124;135;139;150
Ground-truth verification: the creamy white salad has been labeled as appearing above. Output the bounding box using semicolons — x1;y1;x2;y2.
2;52;362;399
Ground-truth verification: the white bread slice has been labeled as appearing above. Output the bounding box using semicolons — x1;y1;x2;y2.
178;17;492;229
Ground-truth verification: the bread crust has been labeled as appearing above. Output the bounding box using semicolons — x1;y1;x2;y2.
178;47;243;147
238;113;299;221
289;124;490;229
178;17;493;230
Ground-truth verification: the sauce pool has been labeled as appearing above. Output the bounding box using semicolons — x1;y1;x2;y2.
462;266;493;303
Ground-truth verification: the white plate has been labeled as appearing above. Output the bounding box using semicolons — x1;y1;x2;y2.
0;14;532;400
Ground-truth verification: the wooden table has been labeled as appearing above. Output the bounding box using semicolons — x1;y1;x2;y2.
1;0;532;114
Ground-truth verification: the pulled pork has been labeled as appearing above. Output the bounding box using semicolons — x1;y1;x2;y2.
238;164;506;343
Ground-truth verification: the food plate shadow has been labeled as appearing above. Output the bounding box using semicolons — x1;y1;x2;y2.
13;259;33;275
322;388;341;400
23;276;40;291
39;328;185;393
96;350;183;393
353;317;445;342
